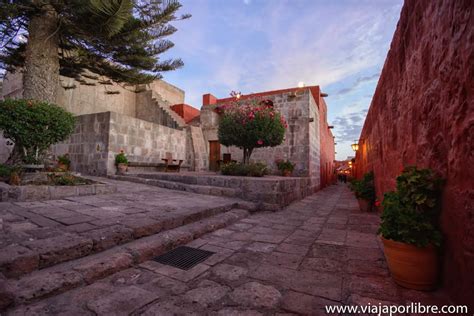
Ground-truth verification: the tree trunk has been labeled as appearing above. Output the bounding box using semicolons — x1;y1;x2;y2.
23;5;59;103
242;148;254;164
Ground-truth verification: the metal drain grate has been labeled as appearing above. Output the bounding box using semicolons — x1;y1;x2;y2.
153;246;214;270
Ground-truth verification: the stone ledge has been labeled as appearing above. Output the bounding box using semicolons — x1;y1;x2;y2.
111;173;317;209
0;181;117;202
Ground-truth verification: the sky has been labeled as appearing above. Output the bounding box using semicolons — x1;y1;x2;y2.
161;0;403;160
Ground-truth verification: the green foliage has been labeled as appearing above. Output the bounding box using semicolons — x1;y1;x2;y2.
276;160;295;172
378;166;444;247
49;173;92;186
349;171;375;202
220;162;268;177
218;97;286;164
57;154;71;166
0;0;190;84
0;99;75;164
0;164;15;180
115;152;128;165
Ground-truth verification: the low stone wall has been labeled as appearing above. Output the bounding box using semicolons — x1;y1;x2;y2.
0;181;116;202
133;173;315;209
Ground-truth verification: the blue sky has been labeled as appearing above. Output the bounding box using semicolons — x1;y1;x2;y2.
162;0;403;160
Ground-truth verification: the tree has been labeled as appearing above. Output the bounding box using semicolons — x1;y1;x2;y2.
217;96;287;164
0;99;75;164
0;0;190;103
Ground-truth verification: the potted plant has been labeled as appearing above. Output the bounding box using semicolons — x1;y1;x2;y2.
378;166;443;290
57;154;71;171
115;151;128;174
349;171;375;211
276;160;295;176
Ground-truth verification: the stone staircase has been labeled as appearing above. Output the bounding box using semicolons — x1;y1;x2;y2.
110;172;315;211
150;91;186;129
111;173;243;199
1;203;252;312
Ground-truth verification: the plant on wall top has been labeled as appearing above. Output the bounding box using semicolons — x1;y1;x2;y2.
0;99;75;165
378;166;444;247
218;94;287;164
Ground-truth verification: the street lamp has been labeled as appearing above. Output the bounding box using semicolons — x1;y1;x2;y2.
351;140;359;152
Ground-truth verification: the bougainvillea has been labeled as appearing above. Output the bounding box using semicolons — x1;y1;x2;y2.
217;93;287;164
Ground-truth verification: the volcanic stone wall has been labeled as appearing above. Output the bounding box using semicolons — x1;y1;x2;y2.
355;0;474;307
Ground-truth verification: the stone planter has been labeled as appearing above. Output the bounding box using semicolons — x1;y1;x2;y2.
357;198;372;212
381;236;439;290
117;163;128;174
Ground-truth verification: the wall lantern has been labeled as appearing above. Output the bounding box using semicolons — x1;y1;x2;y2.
351;140;359;152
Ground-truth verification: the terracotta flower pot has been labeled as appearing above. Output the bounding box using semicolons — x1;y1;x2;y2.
357;198;372;212
282;170;292;177
58;163;68;171
381;236;439;290
117;163;128;174
9;172;21;186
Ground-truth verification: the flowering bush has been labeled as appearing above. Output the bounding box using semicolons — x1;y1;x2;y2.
0;99;75;164
217;94;287;164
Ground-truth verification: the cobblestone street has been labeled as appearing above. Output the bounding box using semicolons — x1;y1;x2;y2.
5;183;449;315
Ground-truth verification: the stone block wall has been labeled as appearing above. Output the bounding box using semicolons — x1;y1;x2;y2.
355;0;474;308
107;112;186;174
308;94;321;191
54;111;186;176
186;126;209;171
57;77;137;118
53;112;111;175
202;90;320;177
147;80;185;105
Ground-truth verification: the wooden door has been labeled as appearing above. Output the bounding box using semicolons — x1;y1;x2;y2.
209;141;221;171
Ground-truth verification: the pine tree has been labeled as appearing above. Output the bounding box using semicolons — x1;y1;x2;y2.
0;0;189;103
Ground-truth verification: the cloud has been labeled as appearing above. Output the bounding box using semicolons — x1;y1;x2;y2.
332;109;368;143
164;0;402;107
335;73;380;96
243;0;251;4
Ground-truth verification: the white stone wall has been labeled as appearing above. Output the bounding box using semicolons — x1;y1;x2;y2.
107;112;186;174
201;90;319;176
52;112;111;176
308;95;321;190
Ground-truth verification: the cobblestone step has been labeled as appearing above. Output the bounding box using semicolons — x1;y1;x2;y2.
0;199;253;280
110;175;243;198
2;208;249;310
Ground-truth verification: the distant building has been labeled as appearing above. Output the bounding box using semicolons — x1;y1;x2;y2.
200;86;336;190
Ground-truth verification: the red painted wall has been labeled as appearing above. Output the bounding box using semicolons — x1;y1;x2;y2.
355;0;474;307
170;104;200;123
315;88;336;188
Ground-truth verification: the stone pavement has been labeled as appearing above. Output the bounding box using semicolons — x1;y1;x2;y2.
0;177;249;280
5;184;450;315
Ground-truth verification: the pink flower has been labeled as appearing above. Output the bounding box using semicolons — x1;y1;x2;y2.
257;140;263;145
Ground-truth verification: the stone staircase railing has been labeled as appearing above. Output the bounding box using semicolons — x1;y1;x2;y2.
150;91;186;128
